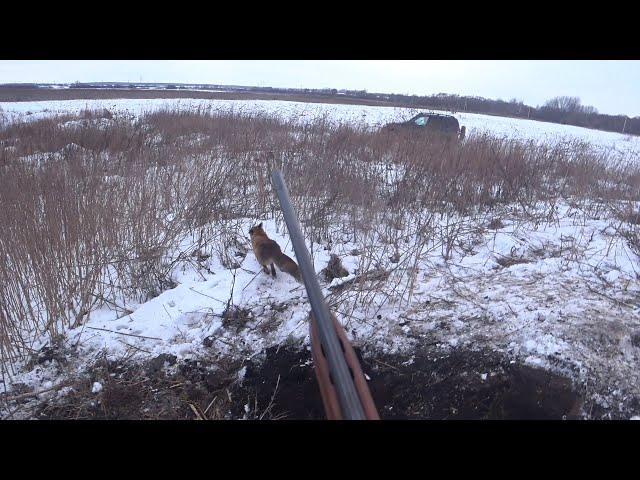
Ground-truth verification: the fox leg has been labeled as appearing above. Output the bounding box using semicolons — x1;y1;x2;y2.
261;264;270;275
270;263;277;277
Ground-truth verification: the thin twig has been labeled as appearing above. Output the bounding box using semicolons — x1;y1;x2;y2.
586;284;635;309
373;358;400;371
188;402;205;420
242;269;263;292
2;381;69;403
116;339;153;354
203;395;218;415
85;326;162;341
189;287;226;304
259;374;281;420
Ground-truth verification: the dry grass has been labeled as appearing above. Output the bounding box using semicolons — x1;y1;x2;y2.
1;107;639;372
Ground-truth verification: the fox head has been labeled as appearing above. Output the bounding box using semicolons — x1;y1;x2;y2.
249;222;266;237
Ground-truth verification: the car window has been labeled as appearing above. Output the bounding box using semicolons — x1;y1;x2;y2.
414;116;427;126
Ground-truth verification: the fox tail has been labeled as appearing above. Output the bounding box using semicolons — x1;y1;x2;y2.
274;253;302;283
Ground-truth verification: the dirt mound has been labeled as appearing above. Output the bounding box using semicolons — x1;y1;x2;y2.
230;346;583;420
230;346;323;420
28;345;583;420
365;349;582;420
34;354;244;420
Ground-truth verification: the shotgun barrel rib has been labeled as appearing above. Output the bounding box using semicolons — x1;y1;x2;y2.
271;170;378;420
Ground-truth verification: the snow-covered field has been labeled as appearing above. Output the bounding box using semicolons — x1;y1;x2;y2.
5;202;640;419
2;98;640;419
2;97;639;163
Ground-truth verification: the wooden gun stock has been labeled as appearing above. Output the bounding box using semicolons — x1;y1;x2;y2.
310;311;379;420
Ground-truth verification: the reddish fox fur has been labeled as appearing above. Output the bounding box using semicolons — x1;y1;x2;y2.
249;223;302;282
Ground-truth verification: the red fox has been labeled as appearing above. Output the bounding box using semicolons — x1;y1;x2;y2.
249;223;302;282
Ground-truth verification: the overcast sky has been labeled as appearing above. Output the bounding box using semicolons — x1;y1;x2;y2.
1;60;639;117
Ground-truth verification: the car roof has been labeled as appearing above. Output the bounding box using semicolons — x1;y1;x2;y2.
412;112;457;119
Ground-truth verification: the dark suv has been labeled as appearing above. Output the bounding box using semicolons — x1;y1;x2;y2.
382;113;466;140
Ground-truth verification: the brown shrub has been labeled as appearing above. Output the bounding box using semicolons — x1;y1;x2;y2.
1;107;639;367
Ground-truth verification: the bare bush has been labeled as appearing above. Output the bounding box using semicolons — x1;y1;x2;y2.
1;106;639;369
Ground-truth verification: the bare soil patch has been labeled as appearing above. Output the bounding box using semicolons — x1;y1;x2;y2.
25;345;584;420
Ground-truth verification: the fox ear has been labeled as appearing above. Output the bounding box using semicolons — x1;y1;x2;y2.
258;222;263;228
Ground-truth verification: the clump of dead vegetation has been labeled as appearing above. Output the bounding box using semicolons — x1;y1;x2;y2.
1;107;639;377
321;254;350;282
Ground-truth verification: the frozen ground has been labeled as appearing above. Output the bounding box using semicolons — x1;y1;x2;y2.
2;99;640;419
2;97;639;163
3;201;640;419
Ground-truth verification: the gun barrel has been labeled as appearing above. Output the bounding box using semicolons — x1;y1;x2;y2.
271;170;368;420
